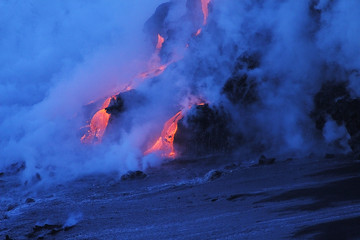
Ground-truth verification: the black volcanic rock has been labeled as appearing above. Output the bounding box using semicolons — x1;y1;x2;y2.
312;81;350;130
25;198;35;204
6;204;18;212
121;171;147;181
5;235;13;240
5;162;25;176
105;96;124;115
174;104;233;156
222;52;259;105
234;52;261;71
222;73;257;105
312;81;360;155
204;170;223;181
258;155;276;165
143;2;172;46
26;223;63;239
105;89;144;115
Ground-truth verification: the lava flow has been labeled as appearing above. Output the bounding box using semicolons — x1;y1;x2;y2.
127;34;169;89
81;0;212;158
137;63;168;80
201;0;211;25
194;0;210;37
195;28;202;36
144;99;207;158
144;111;183;158
156;34;165;50
81;96;114;144
81;32;168;144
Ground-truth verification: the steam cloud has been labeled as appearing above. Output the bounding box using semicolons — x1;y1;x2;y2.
1;0;359;182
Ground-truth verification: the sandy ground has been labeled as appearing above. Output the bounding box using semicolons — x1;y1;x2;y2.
1;155;360;239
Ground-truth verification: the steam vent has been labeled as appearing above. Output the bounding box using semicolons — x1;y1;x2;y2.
2;0;360;239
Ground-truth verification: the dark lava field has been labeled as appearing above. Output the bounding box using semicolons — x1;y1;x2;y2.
2;155;360;239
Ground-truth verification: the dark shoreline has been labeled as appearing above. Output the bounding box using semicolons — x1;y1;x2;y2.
2;155;360;239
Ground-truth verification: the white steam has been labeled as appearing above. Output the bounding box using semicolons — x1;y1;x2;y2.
0;0;359;182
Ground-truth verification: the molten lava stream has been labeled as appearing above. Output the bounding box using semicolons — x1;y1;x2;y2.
137;63;168;80
156;34;165;50
201;0;211;25
81;32;168;145
144;111;184;158
81;14;210;146
195;28;202;36
129;33;169;88
81;96;114;144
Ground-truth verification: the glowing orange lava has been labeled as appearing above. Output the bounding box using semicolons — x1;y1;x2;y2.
201;0;211;25
140;34;167;78
81;32;168;145
156;34;165;50
80;0;214;160
137;64;168;80
81;96;114;144
195;28;202;36
144;111;183;158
